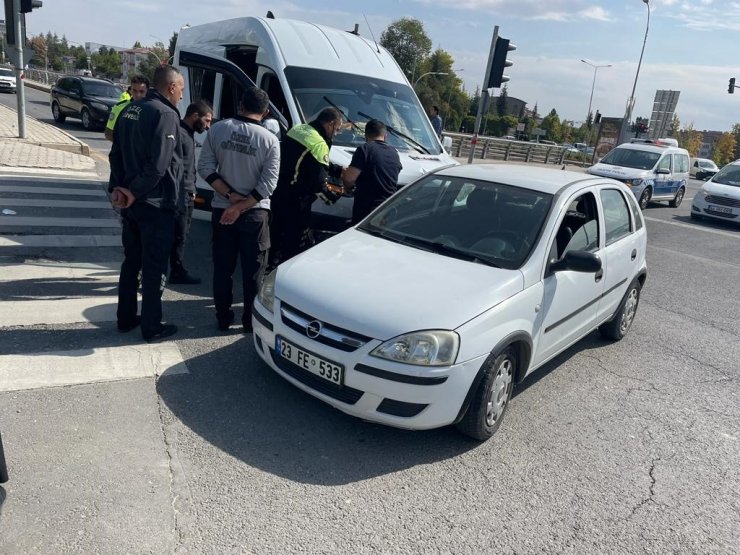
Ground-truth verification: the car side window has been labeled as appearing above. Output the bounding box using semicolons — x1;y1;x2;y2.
553;192;600;259
600;189;632;245
657;155;671;172
624;192;643;231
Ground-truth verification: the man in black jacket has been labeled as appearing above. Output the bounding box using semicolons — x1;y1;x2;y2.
109;65;185;342
169;100;213;285
268;107;345;269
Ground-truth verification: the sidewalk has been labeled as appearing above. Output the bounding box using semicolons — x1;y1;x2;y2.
0;103;94;172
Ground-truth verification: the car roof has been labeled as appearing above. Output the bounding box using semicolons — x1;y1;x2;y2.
613;142;687;154
436;164;605;195
62;76;115;85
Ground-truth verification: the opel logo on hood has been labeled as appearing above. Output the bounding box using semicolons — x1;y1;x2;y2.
306;320;322;338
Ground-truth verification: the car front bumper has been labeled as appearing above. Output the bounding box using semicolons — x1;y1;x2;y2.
252;301;486;430
692;195;739;221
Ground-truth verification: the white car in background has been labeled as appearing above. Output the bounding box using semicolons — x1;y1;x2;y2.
0;67;17;93
691;159;740;224
252;165;648;441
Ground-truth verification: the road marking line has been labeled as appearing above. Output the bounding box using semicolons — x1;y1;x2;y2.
0;297;120;326
0;261;119;282
0;216;120;227
643;216;740;240
647;245;740;269
0;235;120;247
0;199;112;208
0;185;107;196
0;343;188;393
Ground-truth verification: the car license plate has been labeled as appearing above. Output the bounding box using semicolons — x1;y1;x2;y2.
708;205;733;214
275;336;343;385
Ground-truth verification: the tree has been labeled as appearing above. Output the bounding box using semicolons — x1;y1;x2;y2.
540;108;562;143
676;123;702;157
711;133;737;166
136;42;169;81
168;32;178;59
91;47;122;79
732;123;740;160
379;18;432;81
669;114;680;138
133;41;143;48
496;84;508;117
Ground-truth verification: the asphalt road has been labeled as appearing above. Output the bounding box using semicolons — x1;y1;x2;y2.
1;92;739;552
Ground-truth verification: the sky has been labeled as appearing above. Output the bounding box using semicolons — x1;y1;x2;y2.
24;0;740;132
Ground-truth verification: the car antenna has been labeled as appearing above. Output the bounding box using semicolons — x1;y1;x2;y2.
363;14;380;53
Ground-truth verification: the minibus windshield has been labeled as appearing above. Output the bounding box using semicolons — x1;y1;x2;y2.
284;66;442;154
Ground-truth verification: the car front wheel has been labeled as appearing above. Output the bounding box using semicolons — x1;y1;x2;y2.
81;108;92;130
51;101;65;123
669;187;685;208
638;187;651;210
600;281;641;341
457;347;516;441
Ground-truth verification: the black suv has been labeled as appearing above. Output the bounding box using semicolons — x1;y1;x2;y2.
50;76;123;130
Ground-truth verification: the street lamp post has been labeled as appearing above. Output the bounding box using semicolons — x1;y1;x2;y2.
620;0;651;144
581;59;611;125
413;71;448;88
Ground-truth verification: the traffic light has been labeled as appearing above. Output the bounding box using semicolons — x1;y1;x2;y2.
729;77;736;94
594;111;602;125
486;36;516;89
20;0;42;12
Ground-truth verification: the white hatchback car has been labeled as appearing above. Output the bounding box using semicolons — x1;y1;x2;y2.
691;159;740;224
253;165;648;440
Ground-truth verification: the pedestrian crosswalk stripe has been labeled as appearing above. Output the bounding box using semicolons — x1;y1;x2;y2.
0;261;119;282
0;343;189;393
0;216;120;227
0;185;108;196
0;235;121;247
0;297;120;326
0;199;112;209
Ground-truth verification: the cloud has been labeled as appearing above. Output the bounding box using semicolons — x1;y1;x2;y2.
411;0;614;22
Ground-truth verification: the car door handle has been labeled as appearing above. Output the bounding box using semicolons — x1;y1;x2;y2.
595;269;603;282
631;249;637;261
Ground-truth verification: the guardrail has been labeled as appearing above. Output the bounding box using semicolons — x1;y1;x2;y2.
444;132;593;166
23;68;65;86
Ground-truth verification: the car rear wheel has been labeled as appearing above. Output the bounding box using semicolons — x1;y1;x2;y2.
669;187;685;208
600;281;641;341
51;101;65;123
456;347;516;441
638;187;651;210
81;108;92;130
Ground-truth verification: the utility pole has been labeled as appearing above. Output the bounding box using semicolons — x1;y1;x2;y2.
13;0;26;138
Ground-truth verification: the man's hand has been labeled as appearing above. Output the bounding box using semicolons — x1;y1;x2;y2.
111;186;135;209
219;205;242;225
228;191;247;204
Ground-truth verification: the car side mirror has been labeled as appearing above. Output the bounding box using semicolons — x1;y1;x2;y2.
655;168;670;175
442;136;453;152
549;250;602;274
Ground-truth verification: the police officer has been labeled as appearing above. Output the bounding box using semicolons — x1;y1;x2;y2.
342;119;402;224
269;107;344;268
197;87;280;332
169;100;214;285
109;65;185;342
105;75;149;142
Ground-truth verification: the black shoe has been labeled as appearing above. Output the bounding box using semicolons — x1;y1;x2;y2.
242;322;253;334
169;271;201;285
217;310;235;331
144;324;178;343
118;316;141;333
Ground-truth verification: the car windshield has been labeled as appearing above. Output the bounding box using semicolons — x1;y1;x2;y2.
0;69;14;77
357;175;553;270
284;66;441;154
699;160;717;169
711;164;740;187
83;82;121;98
599;148;660;170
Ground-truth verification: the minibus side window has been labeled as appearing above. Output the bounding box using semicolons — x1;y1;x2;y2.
189;68;216;106
260;71;291;127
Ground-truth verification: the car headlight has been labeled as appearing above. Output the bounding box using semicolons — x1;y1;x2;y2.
623;179;643;187
257;269;276;313
90;101;108;111
371;330;459;366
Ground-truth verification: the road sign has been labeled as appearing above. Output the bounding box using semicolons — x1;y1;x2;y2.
7;46;34;67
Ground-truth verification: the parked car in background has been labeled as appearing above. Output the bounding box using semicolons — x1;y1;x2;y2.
690;158;719;181
0;67;17;93
252;164;647;441
50;76;123;130
691;159;740;224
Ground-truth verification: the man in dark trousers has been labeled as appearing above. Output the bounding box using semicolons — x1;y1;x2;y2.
268;107;345;269
109;65;185;342
169;100;213;285
197;87;280;332
342;119;402;224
